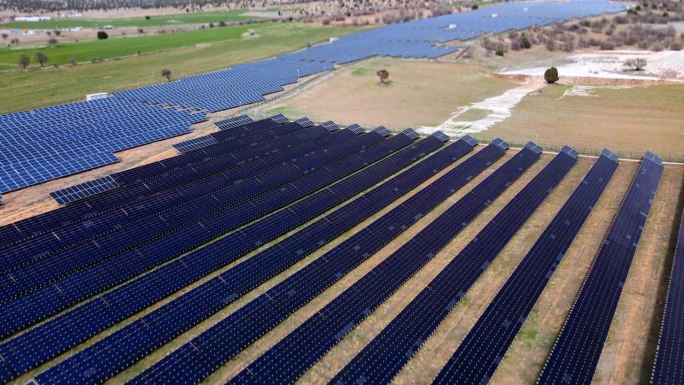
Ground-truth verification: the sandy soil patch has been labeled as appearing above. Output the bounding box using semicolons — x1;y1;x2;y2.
502;50;684;82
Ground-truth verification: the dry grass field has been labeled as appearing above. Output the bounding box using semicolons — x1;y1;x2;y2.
483;84;684;161
265;58;518;129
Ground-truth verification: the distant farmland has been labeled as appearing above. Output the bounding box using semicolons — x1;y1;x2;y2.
2;9;255;29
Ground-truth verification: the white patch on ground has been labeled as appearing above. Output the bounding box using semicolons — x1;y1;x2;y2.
502;50;684;81
417;83;542;137
559;85;632;99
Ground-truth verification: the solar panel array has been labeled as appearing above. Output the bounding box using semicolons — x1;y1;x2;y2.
0;109;673;385
433;150;618;385
0;117;459;384
332;146;579;385
0;98;206;193
537;151;664;385
650;207;684;385
228;143;542;385
123;140;509;385
0;0;623;193
49;176;121;205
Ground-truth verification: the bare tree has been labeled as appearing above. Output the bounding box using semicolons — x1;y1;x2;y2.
35;52;48;66
376;69;389;84
624;58;647;71
54;30;61;37
48;38;58;47
1;33;7;41
161;68;172;81
18;54;30;70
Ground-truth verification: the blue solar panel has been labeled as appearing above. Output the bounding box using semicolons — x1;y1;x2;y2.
651;207;684;385
229;144;541;385
333;148;584;385
433;151;618;385
270;114;289;123
27;136;454;385
321;121;339;131
537;151;664;385
295;117;315;127
172;135;219;153
49;176;120;205
373;126;392;137
215;115;254;130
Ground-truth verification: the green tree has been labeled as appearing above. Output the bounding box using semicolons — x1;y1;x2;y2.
35;52;48;66
18;54;30;70
544;67;559;84
376;69;390;84
97;31;109;40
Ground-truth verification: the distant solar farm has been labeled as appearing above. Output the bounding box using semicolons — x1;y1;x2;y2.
1;1;683;385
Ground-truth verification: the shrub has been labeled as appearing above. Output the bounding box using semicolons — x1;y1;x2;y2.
520;34;531;49
97;31;108;40
510;40;521;51
544;67;559;84
495;47;505;56
600;41;616;50
671;42;683;51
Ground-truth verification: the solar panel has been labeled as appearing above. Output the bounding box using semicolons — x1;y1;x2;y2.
524;141;544;154
216;115;253;130
432;130;451;142
270;114;289;123
601;148;619;162
49;176;120;205
401;128;419;140
172;135;219;153
346;124;365;135
295;117;315;127
461;134;479;147
560;145;579;159
373;126;392;137
492;138;510;150
321;121;339;131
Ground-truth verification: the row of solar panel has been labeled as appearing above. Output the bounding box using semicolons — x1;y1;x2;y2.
0;125;395;306
31;133;465;385
651;208;684;385
0;124;414;336
120;140;511;385
227;144;543;384
0;122;443;382
537;152;664;384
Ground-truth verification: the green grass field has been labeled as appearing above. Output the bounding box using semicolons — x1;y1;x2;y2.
1;10;257;29
0;23;286;68
0;23;367;113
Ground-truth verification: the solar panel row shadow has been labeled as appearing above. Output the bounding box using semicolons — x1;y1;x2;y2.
332;145;582;385
32;135;475;385
537;152;664;385
433;151;619;385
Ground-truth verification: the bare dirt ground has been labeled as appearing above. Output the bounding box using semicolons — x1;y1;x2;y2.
264;58;519;130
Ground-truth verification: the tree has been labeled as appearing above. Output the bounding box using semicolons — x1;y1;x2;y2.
35;52;48;66
624;58;647;71
218;20;226;27
97;31;109;40
376;69;390;84
18;54;30;70
520;33;532;49
544;67;559;84
495;46;505;56
48;38;58;47
54;30;61;37
1;33;7;41
161;68;172;81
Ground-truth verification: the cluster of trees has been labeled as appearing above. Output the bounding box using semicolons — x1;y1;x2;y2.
17;51;50;70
